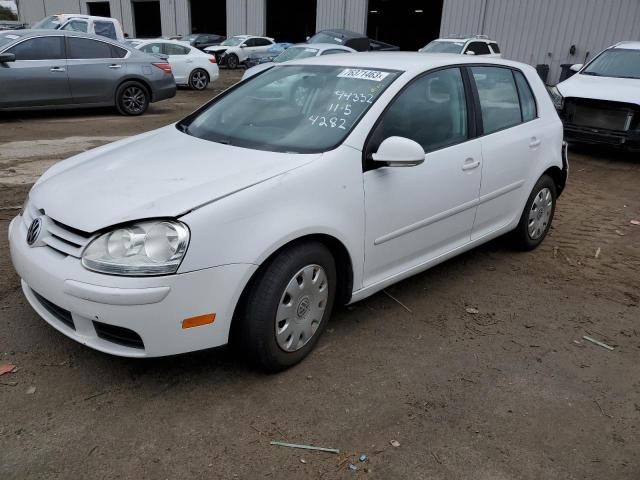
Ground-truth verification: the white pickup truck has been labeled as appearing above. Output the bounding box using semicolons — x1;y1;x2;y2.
31;14;125;42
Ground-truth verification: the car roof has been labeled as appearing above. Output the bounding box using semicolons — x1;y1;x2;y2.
613;41;640;50
135;38;189;45
437;37;495;43
1;29;127;45
281;51;524;73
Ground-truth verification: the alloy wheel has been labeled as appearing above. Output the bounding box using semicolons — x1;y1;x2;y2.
122;86;146;114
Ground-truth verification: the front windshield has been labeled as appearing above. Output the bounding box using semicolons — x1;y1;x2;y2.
274;47;318;63
307;32;344;45
221;36;244;47
421;41;464;53
32;15;62;29
181;65;400;153
582;48;640;79
183;34;198;41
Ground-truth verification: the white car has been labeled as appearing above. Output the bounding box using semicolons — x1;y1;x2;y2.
9;53;567;371
420;36;501;57
31;14;125;42
134;39;218;90
549;41;640;149
204;35;274;69
242;42;356;80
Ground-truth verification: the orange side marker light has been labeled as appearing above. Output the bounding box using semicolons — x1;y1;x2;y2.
182;313;216;329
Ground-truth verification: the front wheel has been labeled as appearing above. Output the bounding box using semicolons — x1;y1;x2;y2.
115;81;149;116
511;174;557;250
226;54;239;69
189;69;209;90
237;241;336;372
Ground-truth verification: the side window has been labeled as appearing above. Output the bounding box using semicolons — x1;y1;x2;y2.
140;43;163;55
471;66;522;134
489;42;501;54
165;43;190;55
514;70;537;122
466;42;491;55
61;20;88;33
255;38;272;47
370;68;468;154
94;21;117;40
7;36;65;60
243;38;257;47
111;44;128;59
67;37;113;59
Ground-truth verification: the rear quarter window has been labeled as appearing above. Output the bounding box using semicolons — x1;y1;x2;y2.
514;71;537;122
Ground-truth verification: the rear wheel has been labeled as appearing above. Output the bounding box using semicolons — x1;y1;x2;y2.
237;241;336;372
189;69;209;90
115;81;149;116
226;54;239;69
511;174;557;250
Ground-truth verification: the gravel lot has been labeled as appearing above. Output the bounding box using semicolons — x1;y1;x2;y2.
1;70;639;479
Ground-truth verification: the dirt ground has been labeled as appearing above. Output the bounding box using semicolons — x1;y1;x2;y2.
0;70;639;480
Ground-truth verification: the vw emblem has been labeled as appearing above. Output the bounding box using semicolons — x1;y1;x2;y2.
26;217;42;246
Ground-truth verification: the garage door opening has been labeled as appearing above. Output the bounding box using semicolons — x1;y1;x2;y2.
132;0;162;38
190;0;226;36
266;0;317;43
367;0;443;51
87;2;111;17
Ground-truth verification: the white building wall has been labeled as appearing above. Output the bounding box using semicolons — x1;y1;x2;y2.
441;0;640;83
227;0;265;36
316;0;367;33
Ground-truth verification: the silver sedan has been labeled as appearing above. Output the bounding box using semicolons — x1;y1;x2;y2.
0;30;176;115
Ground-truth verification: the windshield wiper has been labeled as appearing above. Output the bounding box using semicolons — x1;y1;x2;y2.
581;71;601;76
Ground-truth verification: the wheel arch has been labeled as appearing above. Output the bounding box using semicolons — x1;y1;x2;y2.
543;165;566;196
228;233;354;342
114;77;152;103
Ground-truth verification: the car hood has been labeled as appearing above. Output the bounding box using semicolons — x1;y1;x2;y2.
204;46;228;53
29;126;319;233
557;73;640;105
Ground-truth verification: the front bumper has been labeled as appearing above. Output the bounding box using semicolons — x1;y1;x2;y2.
9;216;256;357
564;124;640;147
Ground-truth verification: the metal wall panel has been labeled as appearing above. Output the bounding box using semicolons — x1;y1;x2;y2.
160;0;176;36
246;0;265;35
227;0;265;35
120;0;134;37
316;0;367;33
441;0;640;83
173;0;190;37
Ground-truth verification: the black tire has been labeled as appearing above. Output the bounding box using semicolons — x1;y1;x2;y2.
188;68;209;90
115;81;149;116
237;241;337;372
226;53;239;69
511;174;557;250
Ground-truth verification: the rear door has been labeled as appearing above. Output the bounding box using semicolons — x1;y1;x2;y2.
0;35;70;108
470;66;541;239
66;36;128;104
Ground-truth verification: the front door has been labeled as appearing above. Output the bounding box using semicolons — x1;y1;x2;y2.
363;67;482;286
164;42;192;84
0;35;70;108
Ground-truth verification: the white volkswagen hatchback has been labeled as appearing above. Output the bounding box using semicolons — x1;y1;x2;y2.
9;53;567;371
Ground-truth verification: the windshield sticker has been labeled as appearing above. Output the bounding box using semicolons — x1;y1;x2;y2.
334;37;343;43
5;34;19;39
304;48;317;53
338;69;390;82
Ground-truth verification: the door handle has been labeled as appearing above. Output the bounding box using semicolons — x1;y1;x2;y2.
108;64;122;69
50;66;66;72
529;137;542;148
462;158;481;171
185;59;193;63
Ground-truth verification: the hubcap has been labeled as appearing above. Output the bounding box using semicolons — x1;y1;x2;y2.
122;86;145;113
275;264;328;352
192;71;207;89
528;187;553;240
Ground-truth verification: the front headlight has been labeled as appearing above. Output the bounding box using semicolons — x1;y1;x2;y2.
82;220;189;276
547;86;564;111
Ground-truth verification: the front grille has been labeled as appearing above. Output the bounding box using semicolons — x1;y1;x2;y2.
23;204;92;257
93;321;144;349
31;290;75;330
564;98;635;131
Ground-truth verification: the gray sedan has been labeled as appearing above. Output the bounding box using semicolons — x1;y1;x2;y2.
0;30;176;115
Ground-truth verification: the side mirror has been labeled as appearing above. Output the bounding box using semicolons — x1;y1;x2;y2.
0;52;15;63
240;44;247;48
306;36;310;41
570;63;583;72
371;137;425;167
465;50;476;55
